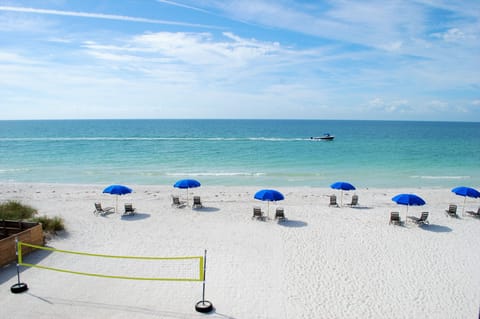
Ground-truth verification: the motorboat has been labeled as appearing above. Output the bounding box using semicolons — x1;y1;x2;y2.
310;133;334;141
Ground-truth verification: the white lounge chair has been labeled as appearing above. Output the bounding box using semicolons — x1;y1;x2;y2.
389;212;402;225
252;206;265;221
192;196;203;209
274;207;286;222
329;195;339;207
407;212;429;225
172;196;186;208
346;195;359;207
93;202;115;216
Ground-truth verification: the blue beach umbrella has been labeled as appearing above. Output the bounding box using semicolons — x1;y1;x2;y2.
451;186;480;215
392;193;426;219
330;181;356;206
103;184;133;212
174;179;201;204
254;189;285;218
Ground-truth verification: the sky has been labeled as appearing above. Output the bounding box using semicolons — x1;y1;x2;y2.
0;0;479;121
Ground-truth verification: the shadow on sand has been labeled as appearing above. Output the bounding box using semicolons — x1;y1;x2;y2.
278;219;308;228
0;248;53;285
192;207;220;213
349;206;373;210
23;294;239;319
420;224;452;233
120;213;151;221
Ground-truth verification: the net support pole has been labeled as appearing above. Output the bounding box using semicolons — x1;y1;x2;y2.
15;237;21;284
201;249;207;302
195;249;213;313
11;238;28;293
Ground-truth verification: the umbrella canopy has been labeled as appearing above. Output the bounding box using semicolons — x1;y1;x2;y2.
451;186;480;215
103;184;133;195
103;184;133;212
452;186;480;198
254;189;284;218
392;193;426;219
254;189;285;201
330;182;356;191
330;181;356;206
174;179;201;189
174;179;201;204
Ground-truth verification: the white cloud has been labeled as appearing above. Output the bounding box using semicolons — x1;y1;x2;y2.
472;100;480;106
431;28;469;42
0;2;478;121
0;6;216;28
156;0;211;14
367;98;412;113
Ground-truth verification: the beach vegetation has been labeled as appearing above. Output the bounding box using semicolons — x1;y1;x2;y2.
0;200;37;220
32;215;65;234
0;200;65;236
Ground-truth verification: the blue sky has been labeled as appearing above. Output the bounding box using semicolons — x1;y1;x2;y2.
0;0;479;121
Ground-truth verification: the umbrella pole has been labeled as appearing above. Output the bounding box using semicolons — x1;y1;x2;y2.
462;197;466;216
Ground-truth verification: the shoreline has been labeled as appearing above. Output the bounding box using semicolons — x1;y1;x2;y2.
1;182;479;318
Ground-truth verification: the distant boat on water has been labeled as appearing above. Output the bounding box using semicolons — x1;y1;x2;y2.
310;133;335;141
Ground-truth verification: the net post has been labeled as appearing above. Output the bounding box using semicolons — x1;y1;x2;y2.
202;249;207;301
195;249;213;313
11;238;28;293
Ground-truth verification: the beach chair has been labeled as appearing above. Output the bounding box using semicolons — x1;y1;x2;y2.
192;196;203;209
407;212;429;225
274;207;286;222
252;206;265;221
445;204;458;218
466;207;480;218
123;203;136;216
389;212;402;225
329;195;339;207
346;194;359;207
172;196;186;208
93;202;115;216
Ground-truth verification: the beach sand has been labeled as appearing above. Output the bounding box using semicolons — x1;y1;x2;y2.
1;183;479;319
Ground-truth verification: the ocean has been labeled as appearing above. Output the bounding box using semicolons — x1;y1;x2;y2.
0;119;479;188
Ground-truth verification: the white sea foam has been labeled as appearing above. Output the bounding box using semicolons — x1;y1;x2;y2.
411;175;470;180
0;137;306;142
166;172;266;177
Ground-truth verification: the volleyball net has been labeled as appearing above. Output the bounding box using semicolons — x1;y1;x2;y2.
17;241;204;282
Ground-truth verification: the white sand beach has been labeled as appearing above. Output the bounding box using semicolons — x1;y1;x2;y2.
1;183;479;319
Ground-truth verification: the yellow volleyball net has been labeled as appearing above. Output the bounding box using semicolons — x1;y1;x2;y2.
17;242;204;282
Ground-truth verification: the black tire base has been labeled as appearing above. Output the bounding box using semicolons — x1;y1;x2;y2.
195;300;213;313
10;283;28;294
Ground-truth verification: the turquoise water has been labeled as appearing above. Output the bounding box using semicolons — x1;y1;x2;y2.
0;119;479;188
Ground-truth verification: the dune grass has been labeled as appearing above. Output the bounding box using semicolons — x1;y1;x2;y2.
0;200;64;234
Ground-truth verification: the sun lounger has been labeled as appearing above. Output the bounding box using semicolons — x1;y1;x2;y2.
274;207;286;222
445;204;458;218
192;196;203;209
407;211;429;225
346;194;359;207
252;206;265;221
123;203;136;216
389;211;402;225
329;195;339;207
466;207;480;218
172;196;186;208
93;202;115;216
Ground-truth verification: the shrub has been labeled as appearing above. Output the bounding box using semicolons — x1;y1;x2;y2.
0;200;37;220
32;215;65;234
0;200;65;236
